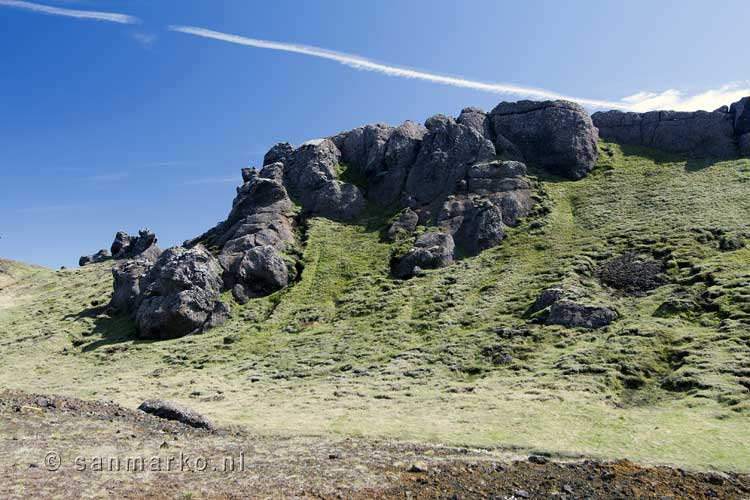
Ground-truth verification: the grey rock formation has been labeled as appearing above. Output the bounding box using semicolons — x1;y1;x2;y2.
530;285;618;330
405;114;496;208
437;196;505;255
138;399;214;430
547;300;619;330
109;228;161;262
491;100;599;179
234;245;289;300
79;249;111;267
730;97;750;135
592;109;738;158
741;133;750;157
134;245;229;340
110;258;152;314
386;208;419;241
394;232;455;279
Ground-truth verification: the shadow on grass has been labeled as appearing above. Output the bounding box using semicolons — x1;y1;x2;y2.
617;143;733;172
65;305;151;352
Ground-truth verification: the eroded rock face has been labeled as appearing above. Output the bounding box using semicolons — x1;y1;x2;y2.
730;97;750;136
491;100;599;179
405;114;496;207
110;258;152;314
111;229;161;262
592;109;738;158
394;232;455;279
134;245;229;340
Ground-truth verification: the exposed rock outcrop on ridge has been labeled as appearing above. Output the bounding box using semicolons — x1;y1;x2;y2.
79;228;161;267
592;96;750;158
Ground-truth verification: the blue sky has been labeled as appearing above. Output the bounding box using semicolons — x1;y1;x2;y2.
2;0;749;268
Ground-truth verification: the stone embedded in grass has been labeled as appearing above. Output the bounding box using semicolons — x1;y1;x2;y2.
137;399;214;430
393;232;455;279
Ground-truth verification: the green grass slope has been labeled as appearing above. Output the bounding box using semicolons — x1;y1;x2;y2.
1;142;750;471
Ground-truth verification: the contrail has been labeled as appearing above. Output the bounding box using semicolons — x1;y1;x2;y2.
169;25;630;110
0;0;139;24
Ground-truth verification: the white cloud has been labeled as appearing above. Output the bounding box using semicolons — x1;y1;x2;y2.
83;172;129;183
0;0;139;24
169;26;750;113
168;25;629;109
620;83;750;112
131;32;157;47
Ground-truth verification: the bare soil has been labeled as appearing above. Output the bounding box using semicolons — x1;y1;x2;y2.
1;390;748;499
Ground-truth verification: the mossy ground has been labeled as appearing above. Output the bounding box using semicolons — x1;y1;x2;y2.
1;143;750;471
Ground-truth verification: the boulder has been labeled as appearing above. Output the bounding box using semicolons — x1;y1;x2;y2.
137;399;214;430
235;245;289;298
110;258;153;314
592;109;738;158
386;208;419;241
491;100;598;179
394;232;455;279
134;245;229;340
437;197;505;256
530;285;618;329
547;300;619;329
79;249;111;267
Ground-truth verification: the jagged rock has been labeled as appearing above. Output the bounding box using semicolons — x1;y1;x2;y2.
529;287;564;313
730;97;750;135
79;249;111;267
110;231;133;257
740;133;750;157
437;196;505;255
234;245;289;299
547;300;619;329
263;142;295;166
405;114;495;208
386;208;419;240
394;232;455;279
457;107;493;139
332;121;427;207
279;139;366;221
138;399;214;430
110;228;161;262
592;109;738;158
134;245;228;340
110;258;152;314
491;100;598;179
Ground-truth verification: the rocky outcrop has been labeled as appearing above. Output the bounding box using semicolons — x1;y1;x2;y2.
530;285;618;330
138;399;214;430
592;96;750;158
490;101;599;179
394;232;455;279
80;228;161;267
133;246;229;340
103;98;614;334
79;249;111;267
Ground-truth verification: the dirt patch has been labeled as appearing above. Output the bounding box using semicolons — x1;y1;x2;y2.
598;252;666;294
1;390;748;499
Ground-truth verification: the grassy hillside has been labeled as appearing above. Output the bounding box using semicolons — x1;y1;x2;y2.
2;142;750;471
